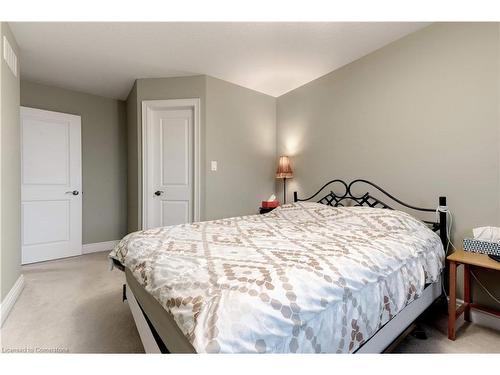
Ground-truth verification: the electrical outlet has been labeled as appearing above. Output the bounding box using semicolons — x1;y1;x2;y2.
211;161;218;171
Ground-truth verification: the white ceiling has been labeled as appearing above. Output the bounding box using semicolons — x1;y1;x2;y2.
10;22;429;100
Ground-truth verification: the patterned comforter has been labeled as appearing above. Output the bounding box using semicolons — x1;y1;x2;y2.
110;202;444;353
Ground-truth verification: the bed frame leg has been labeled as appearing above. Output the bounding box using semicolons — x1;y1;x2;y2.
411;323;428;340
122;284;127;302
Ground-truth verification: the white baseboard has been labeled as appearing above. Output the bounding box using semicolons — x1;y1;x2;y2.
1;275;25;327
82;240;119;254
454;298;500;332
470;309;500;332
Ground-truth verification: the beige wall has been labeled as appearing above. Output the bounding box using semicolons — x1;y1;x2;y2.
126;82;139;233
20;81;128;244
277;23;500;308
1;23;21;300
205;76;276;219
127;75;276;230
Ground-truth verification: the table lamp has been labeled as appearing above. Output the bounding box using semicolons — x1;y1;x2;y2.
276;155;293;204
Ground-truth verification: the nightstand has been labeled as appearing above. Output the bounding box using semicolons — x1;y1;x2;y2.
259;207;276;214
447;250;500;340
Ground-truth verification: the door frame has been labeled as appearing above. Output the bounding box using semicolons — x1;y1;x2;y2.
141;99;201;230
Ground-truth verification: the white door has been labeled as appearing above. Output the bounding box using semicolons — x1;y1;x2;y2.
21;107;82;264
143;99;200;229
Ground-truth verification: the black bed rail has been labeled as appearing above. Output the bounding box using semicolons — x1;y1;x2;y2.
293;179;448;248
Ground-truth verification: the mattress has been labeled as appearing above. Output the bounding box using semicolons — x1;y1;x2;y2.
110;202;444;353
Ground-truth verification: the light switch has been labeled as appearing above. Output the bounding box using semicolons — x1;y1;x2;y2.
211;160;218;171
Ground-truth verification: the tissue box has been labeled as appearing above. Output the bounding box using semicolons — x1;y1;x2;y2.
262;200;280;209
463;238;500;256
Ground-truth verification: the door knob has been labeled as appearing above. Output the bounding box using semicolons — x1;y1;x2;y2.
65;190;79;196
154;190;164;196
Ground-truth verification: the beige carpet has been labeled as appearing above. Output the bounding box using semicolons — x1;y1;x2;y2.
393;305;500;353
1;251;144;353
1;251;499;353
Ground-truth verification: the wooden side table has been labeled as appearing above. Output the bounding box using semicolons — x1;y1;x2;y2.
447;250;500;340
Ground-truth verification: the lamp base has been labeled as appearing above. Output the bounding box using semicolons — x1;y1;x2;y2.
283;178;287;204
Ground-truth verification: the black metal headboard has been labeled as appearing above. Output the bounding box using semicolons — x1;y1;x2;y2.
293;179;448;248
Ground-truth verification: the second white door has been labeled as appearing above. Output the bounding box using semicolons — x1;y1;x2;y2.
143;100;199;229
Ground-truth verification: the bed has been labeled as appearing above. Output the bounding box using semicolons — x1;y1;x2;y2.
110;179;447;353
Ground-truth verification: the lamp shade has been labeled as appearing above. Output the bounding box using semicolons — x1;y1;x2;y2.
276;156;293;179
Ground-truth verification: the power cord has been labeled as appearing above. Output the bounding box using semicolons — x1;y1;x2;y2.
436;206;453;299
436;205;500;306
436;205;456;254
470;270;500;305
